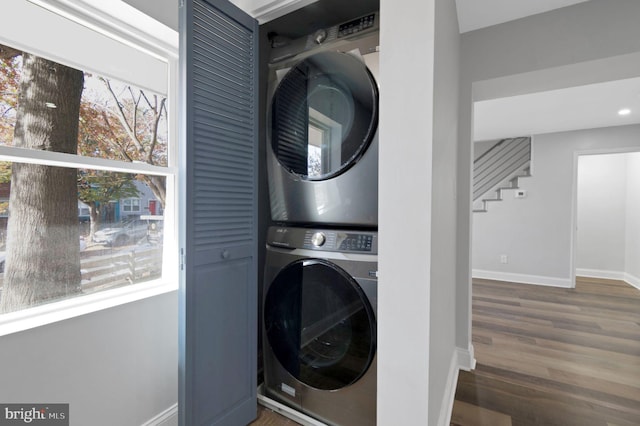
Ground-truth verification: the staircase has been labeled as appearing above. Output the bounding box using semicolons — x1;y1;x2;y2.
473;136;531;213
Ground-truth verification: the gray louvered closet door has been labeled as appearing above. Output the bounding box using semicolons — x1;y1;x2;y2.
179;1;258;425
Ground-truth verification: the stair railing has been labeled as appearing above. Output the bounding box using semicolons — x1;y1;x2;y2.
473;136;531;201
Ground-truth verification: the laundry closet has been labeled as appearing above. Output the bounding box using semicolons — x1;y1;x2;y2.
257;1;380;424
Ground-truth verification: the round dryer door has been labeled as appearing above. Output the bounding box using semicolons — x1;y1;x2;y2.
264;259;376;391
271;51;378;180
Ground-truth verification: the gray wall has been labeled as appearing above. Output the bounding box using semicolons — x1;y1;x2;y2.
457;0;640;348
123;0;179;30
626;153;640;283
0;292;178;426
461;0;640;83
472;125;640;285
428;0;460;424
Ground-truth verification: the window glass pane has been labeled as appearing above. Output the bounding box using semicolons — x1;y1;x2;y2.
122;198;142;213
0;43;168;166
0;163;165;313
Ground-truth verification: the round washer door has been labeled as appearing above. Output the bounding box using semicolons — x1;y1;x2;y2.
270;51;378;180
264;259;376;391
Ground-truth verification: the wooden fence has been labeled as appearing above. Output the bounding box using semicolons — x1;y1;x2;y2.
80;246;163;293
0;246;163;299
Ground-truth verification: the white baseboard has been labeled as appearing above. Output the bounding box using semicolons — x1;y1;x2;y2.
624;273;640;290
456;345;476;371
576;268;640;290
437;350;460;426
140;403;178;426
576;268;625;281
473;269;572;288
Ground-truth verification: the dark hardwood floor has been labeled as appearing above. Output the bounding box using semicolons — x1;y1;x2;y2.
452;277;640;426
251;406;302;426
253;277;640;425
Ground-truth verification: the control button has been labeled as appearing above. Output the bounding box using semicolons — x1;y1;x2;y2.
311;232;326;247
313;29;327;44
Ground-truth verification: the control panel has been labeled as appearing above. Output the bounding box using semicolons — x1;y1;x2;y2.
337;233;374;251
267;226;377;254
338;13;376;38
270;12;379;64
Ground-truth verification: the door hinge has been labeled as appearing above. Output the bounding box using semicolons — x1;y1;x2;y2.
180;248;185;270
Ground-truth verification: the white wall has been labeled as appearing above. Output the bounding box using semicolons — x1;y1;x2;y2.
378;0;434;423
458;0;640;347
576;153;628;274
472;125;640;286
576;151;640;288
0;292;178;426
625;153;640;287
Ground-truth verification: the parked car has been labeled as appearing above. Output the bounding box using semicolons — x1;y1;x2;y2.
93;218;150;247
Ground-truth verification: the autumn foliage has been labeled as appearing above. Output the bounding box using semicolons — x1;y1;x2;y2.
0;44;168;203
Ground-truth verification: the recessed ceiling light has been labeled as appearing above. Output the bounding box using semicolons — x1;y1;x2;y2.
618;108;631;116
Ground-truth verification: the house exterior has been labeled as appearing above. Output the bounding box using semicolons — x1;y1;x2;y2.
118;181;163;221
1;1;639;425
1;180;159;226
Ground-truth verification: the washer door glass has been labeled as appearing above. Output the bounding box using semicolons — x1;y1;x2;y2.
264;259;376;391
271;51;378;180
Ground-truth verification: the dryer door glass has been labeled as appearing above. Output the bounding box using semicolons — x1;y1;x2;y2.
271;51;378;180
264;259;376;390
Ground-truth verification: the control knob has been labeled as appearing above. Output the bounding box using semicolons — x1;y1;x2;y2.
311;232;326;247
313;29;327;44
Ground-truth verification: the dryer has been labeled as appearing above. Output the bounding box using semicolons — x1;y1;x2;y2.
263;226;377;426
267;12;379;227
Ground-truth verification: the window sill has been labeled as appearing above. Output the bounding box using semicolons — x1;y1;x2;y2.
0;279;178;337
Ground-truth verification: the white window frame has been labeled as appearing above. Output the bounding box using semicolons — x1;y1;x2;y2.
0;0;179;337
308;108;343;175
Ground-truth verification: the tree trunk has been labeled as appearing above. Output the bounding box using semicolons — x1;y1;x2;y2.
88;202;100;243
141;175;166;209
0;53;84;313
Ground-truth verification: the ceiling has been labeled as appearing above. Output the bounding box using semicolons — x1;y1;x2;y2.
459;0;640;141
454;0;589;33
474;77;640;141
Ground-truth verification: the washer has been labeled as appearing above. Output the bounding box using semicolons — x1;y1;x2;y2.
267;12;379;227
263;226;377;426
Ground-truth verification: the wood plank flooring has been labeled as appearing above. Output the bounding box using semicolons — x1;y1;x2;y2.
252;277;640;425
452;277;640;426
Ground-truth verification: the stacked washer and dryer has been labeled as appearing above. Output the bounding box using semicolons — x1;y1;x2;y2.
262;11;380;426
